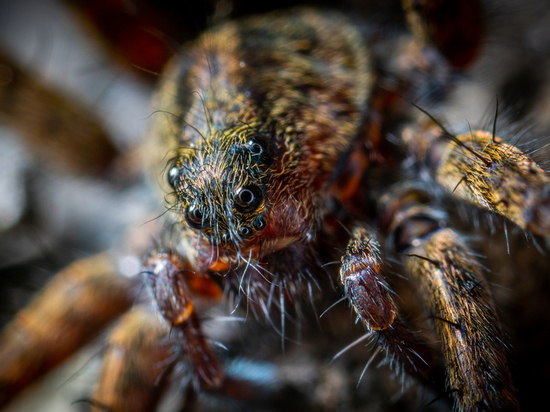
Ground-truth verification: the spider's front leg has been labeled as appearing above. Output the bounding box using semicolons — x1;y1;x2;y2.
0;249;224;412
92;249;227;412
339;225;435;382
143;249;224;391
379;185;519;411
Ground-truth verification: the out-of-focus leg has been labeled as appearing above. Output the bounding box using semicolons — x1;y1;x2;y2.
0;253;138;409
91;307;174;412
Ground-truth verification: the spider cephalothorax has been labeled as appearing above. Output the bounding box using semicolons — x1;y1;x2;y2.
156;9;373;271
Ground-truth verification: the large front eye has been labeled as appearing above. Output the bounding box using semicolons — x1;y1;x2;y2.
234;185;263;211
185;205;208;229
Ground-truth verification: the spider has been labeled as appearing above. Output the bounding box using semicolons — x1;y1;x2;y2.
1;1;550;411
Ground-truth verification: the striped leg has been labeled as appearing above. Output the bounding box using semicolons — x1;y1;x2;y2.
404;125;550;238
380;185;519;411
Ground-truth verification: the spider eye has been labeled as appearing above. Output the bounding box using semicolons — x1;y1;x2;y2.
253;216;265;231
185;205;208;229
168;166;180;189
234;185;263;211
247;140;263;155
239;226;252;237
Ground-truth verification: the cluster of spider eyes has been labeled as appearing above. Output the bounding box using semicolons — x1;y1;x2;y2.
168;139;266;238
185;185;265;234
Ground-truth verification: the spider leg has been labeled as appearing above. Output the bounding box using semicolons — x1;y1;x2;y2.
143;249;224;391
90;307;175;412
380;185;519;411
404;125;550;238
0;49;120;176
339;225;435;381
0;253;138;409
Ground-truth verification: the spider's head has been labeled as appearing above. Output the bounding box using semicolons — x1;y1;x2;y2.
168;127;302;270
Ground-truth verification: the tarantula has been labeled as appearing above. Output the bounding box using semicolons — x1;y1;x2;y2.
1;1;550;411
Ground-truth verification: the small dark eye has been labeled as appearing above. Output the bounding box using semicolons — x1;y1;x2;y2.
168;166;179;188
239;226;252;237
235;185;263;211
253;216;265;231
248;140;263;155
185;205;207;229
